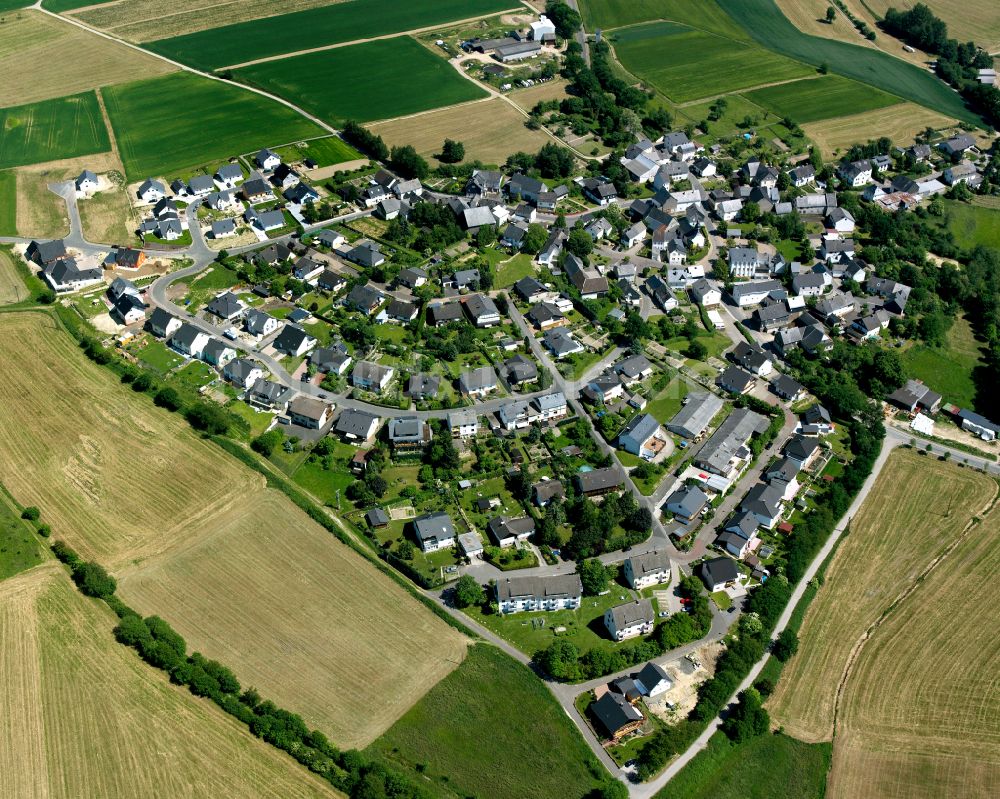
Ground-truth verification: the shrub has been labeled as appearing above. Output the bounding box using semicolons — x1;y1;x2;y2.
72;561;117;599
21;506;40;521
154;386;182;410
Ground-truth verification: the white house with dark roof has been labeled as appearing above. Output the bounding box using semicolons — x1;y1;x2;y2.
496;574;582;614
223;358;263;389
273;324;316;357
624;551;671;590
413;512;456;553
618;413;669;460
352;361;394;393
334;408;380;442
256;148;281;171
169;323;210;358
604;599;654;641
664;484;709;523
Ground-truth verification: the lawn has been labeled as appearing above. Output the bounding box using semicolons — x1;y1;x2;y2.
654;731;832;799
169;359;217;389
494;253;536;289
579;0;752;40
234;38;488;126
0;488;44;580
280;135;362;167
612;22;812;103
943;196;1000;250
742;74;901;124
101;72;323;180
367;644;602;799
645;375;693;425
0;91;110;169
132;337;183;373
0;170;15;235
291;458;355;507
464;588;643;659
901;315;985;408
715;0;979;122
676;93;771;137
147;0;516;71
225;399;274;439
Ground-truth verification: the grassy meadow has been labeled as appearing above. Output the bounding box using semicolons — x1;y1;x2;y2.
0;170;16;235
742;74;901;124
0;91;110;169
101;72;323;179
146;0;517;71
235;37;487;125
611;22;811;103
902;315;986;408
368;644;602;799
579;0;751;40
944;196;1000;251
0;488;43;579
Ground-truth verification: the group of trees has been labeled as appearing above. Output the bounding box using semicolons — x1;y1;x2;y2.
564;489;651;560
504;142;577;180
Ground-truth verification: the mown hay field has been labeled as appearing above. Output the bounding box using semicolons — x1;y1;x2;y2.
578;0;751;40
0;10;175;106
742;74;901;124
369;97;550;166
611;21;812;103
865;0;1000;53
0;311;468;748
508;79;573;112
0;91;110;170
101;72;324;180
145;0;517;71
0;563;344;799
234;37;487;126
70;0;345;43
803;102;955;157
768;449;998;742
827;507;1000;799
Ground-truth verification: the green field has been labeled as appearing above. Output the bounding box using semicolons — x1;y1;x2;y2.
901;315;985;408
367;644;602;799
645;376;692;425
742;75;901;124
235;38;487;125
612;22;811;103
655;731;832;799
580;0;751;40
0;0;31;10
101;73;323;179
494;253;536;289
0;92;110;169
285;135;362;167
146;0;516;71
39;0;92;9
0;488;44;580
0;170;15;235
715;0;979;123
943;196;1000;250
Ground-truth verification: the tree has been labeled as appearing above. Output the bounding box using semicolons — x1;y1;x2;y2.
721;688;770;742
438;138;465;164
453;575;486;608
685;339;708;360
579;558;610;596
544;0;581;39
818;62;829;74
396;540;416;561
389;145;429;180
598;780;629;799
521;223;549;254
73;561;117;599
21;506;40;521
826;5;836;23
251;429;284;457
185;402;230;435
741;201;761;223
772;628;799;661
535;640;579;680
477;224;497;248
535;142;576;178
132;372;153;392
566;227;594;257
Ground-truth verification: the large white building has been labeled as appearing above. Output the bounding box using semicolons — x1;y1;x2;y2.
623;551;671;590
604;599;655;641
496;574;582;614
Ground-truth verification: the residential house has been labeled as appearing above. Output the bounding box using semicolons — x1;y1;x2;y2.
111;292;146;324
486;515;535;548
214;163;244;188
537;229;564;265
287;396;332;429
689;278;721;307
501;354;538;387
564;253;608;299
273;324;316;357
526;301;565;330
591;692;643;742
731;279;782;308
623;551;671;591
694;408;768;479
75;170;99;195
583;371;624;404
664;485;709;524
939;134;976;158
346;283;384;315
542;326;584;359
839;160;872;187
802;404;834;435
826;207;855;234
645;274;678;311
137;179;165;203
605;599;655;641
459;366;498;398
507;173;548;204
618;413;669;460
311;345;352;375
388;416;432;453
496;574;583;614
205;291;245;321
754;300;790;332
532;478;565;507
788;164;815;187
585;217;614;241
731;341;773;377
728;247;765;278
26;238;67;265
244;309;279;337
784;435;821;469
701;556;739;592
467;170;505;198
448;409;479;439
211;219;237;239
514;275;547;303
716;365;756;395
741;482;785;529
666;392;724;440
148;307;181;339
223;358;263;389
352;361;394;392
345;241;385;269
772;374;804;402
397;267;427;289
201;338;235;367
636;662;672;698
413;512;456;553
581;177;618;205
247;378;292;411
574;467;624;497
449;268;481;292
463;293;501;327
428;300;465;325
169;323;209;358
335;408;380;442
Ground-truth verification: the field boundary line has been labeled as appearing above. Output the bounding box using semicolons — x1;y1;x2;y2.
217;7;524;71
33;5;336;134
829;475;1000;743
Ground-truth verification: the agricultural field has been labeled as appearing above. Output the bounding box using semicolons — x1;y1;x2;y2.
742;74;901;124
0;564;344;799
611;22;812;103
714;0;978;122
0;311;468;749
827;506;1000;799
101;72;324;180
0;10;175;107
0;170;15;235
768;449;998;742
145;0;518;71
774;0;880;42
70;0;346;43
579;0;752;40
803;102;955;157
902;315;986;409
275;135;363;168
0;249;26;304
865;0;1000;52
508;79;573;112
653;731;832;799
368;644;603;799
0;487;43;579
0;92;110;170
942;195;1000;251
235;37;488;126
369;97;550;165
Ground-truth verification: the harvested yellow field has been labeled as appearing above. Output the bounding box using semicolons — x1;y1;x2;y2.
865;0;1000;53
78;182;140;245
0;311;468;748
0;10;175;106
369;97;551;166
0;563;344;799
508;78;573;112
0;249;28;304
768;449;997;742
804;103;955;157
74;0;347;43
774;0;876;44
828;506;1000;799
